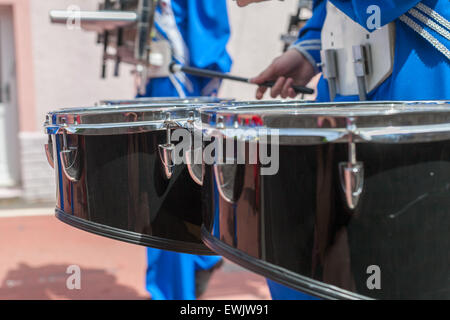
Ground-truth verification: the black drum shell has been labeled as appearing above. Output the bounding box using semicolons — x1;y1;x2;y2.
52;130;214;255
202;140;450;299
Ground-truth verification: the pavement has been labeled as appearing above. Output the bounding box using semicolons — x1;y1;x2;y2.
0;208;271;300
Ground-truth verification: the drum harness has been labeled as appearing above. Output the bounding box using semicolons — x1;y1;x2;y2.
316;2;449;209
320;2;449;102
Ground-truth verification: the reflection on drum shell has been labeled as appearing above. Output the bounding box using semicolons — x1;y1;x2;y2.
52;129;213;255
202;140;450;300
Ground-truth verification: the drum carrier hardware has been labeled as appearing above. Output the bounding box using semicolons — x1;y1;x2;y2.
50;0;160;94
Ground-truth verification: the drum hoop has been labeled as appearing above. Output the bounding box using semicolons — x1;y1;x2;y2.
45;104;207;136
201;226;371;300
56;208;216;255
43;99;294;136
200;100;449;116
200;124;450;145
199;100;450;144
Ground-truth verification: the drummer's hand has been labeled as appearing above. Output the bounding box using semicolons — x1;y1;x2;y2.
236;0;267;7
250;49;315;100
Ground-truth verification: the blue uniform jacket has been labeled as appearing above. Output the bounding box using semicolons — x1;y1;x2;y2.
291;0;450;102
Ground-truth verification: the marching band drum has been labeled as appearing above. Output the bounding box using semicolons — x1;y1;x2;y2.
44;99;450;299
42;99;294;254
199;100;450;300
44;99;224;255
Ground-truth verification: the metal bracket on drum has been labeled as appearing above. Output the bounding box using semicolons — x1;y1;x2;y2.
213;116;245;204
44;114;55;169
45;135;55;169
337;46;369;208
185;111;205;186
339;117;364;210
158;113;177;180
44;115;55;169
214;164;240;204
352;44;372;101
319;49;338;101
59;126;82;182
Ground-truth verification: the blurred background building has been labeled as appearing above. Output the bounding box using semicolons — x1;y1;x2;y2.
0;0;299;207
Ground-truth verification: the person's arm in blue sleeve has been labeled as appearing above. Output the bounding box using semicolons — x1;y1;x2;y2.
289;0;327;73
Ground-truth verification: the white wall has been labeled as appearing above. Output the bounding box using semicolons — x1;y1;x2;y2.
220;0;298;100
30;0;136;131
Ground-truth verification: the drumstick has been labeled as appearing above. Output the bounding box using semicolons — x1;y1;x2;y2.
169;63;314;95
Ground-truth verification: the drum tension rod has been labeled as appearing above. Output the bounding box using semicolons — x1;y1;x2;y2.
158;112;177;180
58;119;81;182
59;118;70;152
185;111;204;186
186;111;195;133
186;111;197;164
352;44;372;102
339;117;364;210
44;120;55;169
319;49;338;101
